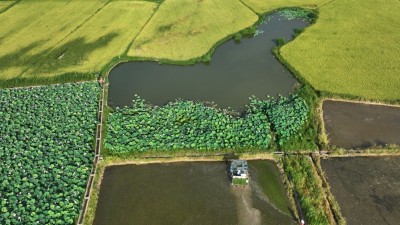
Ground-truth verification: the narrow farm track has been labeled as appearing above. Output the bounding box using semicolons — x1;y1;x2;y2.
77;81;105;225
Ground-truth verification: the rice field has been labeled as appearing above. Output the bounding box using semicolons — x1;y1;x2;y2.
280;0;400;102
128;0;259;62
24;1;157;77
241;0;331;14
0;1;15;13
0;1;106;79
0;0;156;84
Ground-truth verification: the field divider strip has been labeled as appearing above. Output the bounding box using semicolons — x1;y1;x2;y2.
308;155;344;225
77;81;105;225
124;1;162;56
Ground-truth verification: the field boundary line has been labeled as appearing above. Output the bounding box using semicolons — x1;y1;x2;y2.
0;0;20;15
237;0;259;15
124;1;162;56
323;97;400;108
76;81;105;225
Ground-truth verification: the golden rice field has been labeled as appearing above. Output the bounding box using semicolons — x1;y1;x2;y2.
0;0;156;83
280;0;400;101
128;0;259;62
23;1;157;78
241;0;331;14
0;1;106;79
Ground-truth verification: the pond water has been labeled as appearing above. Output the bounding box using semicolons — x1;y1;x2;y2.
93;160;294;225
323;100;400;149
321;157;400;225
108;13;309;110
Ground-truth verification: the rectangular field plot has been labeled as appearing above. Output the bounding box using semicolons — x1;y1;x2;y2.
321;157;400;225
323;100;400;149
0;82;100;224
93;161;294;225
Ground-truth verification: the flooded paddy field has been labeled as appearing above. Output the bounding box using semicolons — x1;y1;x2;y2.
323;100;400;149
108;13;309;110
93;160;294;225
321;157;400;225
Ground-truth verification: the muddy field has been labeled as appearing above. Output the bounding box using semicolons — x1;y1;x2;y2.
323;100;400;149
93;161;294;225
321;156;400;225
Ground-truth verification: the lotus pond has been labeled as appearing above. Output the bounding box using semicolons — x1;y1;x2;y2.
108;12;310;110
93;160;294;225
0;82;99;225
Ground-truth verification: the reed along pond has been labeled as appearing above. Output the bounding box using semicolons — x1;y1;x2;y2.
321;157;400;225
108;13;309;110
93;160;294;225
323;100;400;149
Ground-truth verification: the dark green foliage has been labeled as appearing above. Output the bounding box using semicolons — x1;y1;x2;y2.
0;82;99;225
234;33;242;42
283;155;330;225
275;38;286;46
106;93;310;154
232;178;247;186
248;94;309;147
106;96;272;154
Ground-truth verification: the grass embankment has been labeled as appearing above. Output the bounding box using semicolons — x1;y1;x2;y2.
281;0;400;102
128;0;259;63
281;155;332;225
0;82;100;225
241;0;331;14
0;0;157;87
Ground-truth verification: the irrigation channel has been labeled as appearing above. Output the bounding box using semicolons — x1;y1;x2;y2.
93;160;295;225
77;81;105;225
321;156;400;225
108;13;309;110
323;100;400;149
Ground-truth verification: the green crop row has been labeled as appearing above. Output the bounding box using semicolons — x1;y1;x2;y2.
282;155;330;225
0;82;100;225
106;93;309;155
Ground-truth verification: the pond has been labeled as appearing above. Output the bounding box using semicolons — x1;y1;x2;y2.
93;160;294;225
323;100;400;149
108;13;309;110
321;156;400;225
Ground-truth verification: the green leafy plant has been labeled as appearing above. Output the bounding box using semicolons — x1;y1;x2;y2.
0;82;99;225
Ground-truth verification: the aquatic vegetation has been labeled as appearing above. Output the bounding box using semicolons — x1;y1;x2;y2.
278;8;317;22
248;94;309;146
106;96;272;154
106;93;309;154
0;82;99;224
